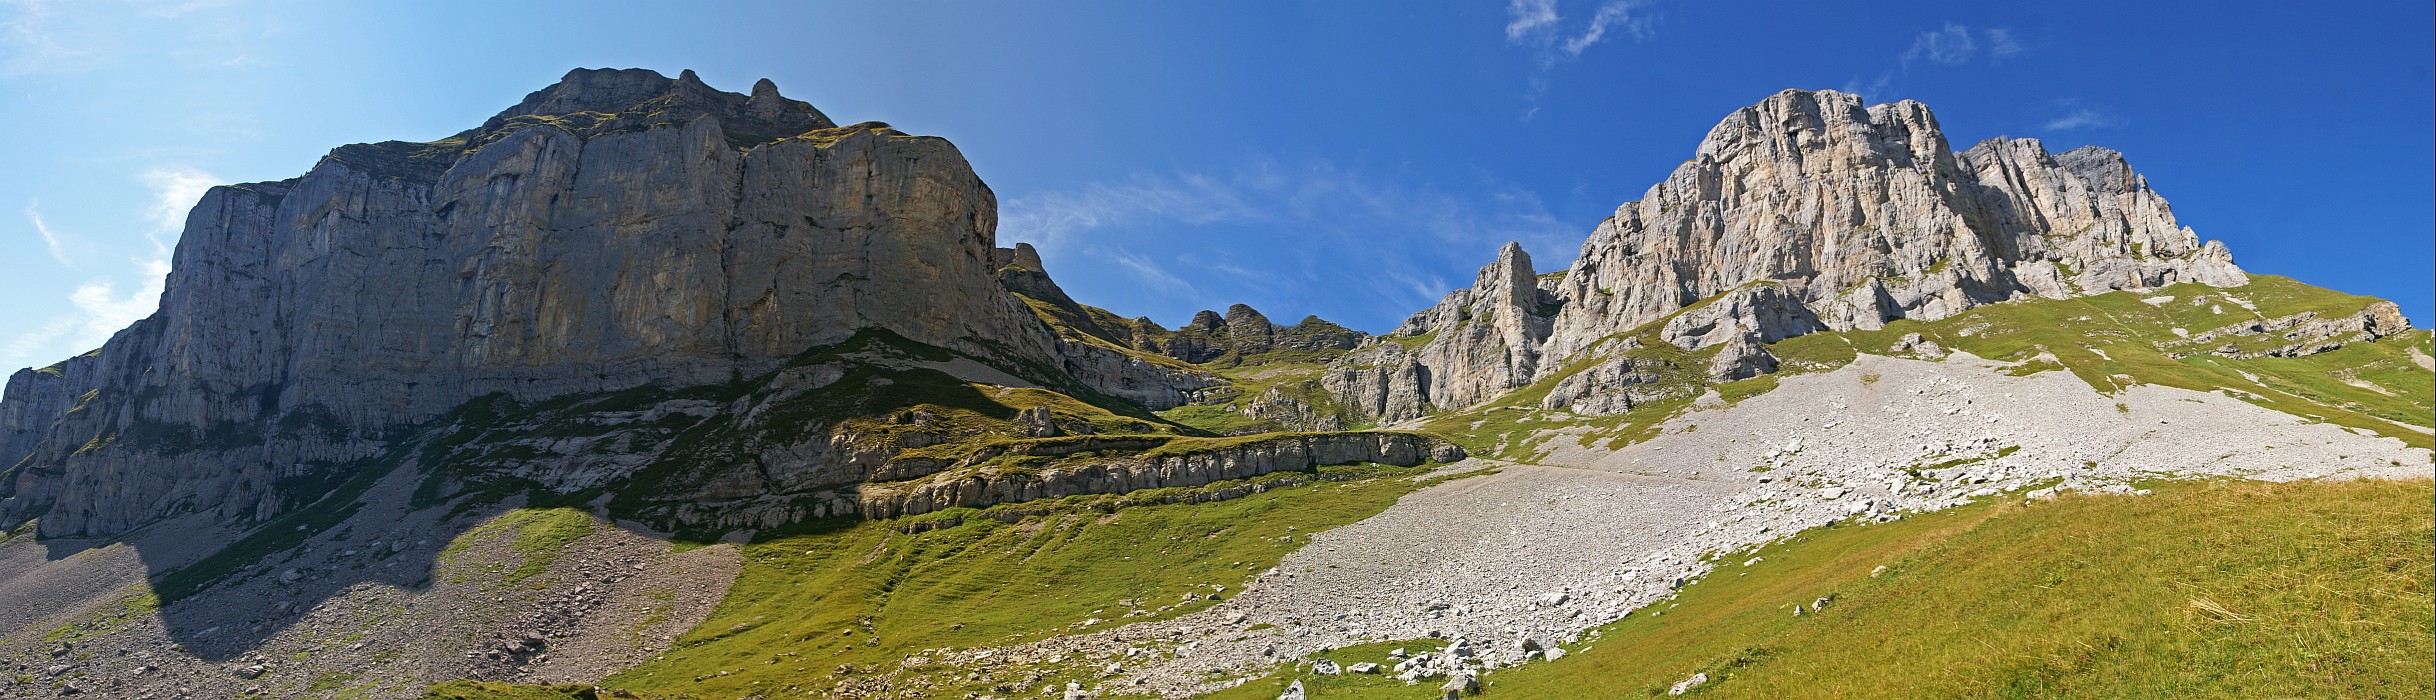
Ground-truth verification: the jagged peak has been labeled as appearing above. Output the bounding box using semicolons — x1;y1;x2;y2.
482;67;835;143
1495;240;1531;264
1960;138;2148;193
1961;135;2047;155
1478;241;1539;295
1289;315;1344;331
1697;88;1949;168
993;242;1047;272
1186;310;1227;332
1224;304;1270;327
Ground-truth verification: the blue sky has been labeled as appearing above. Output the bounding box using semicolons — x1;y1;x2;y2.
1;1;2428;372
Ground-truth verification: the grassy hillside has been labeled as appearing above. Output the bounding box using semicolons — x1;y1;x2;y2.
1425;275;2434;459
1217;477;2434;699
426;463;1469;699
1789;275;2434;449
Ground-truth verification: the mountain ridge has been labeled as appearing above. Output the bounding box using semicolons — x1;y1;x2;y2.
1324;88;2268;423
0;71;2422;700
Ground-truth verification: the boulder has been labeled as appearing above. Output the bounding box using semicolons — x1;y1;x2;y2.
1669;672;1709;695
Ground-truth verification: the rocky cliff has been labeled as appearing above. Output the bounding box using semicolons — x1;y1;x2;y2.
0;69;1073;536
1334;88;2257;420
1324;242;1560;423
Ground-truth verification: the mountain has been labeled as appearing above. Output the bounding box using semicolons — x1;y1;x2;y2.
0;76;2422;700
1326;89;2291;423
2;68;1042;536
0;69;1415;541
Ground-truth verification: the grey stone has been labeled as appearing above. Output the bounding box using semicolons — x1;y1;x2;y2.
1669;671;1708;695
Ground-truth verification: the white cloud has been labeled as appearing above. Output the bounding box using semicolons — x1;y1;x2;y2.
1507;0;1649;56
1000;159;1579;326
1504;0;1559;42
2044;108;2123;131
1902;23;1978;66
0;258;168;370
1000;173;1259;252
1;0;254;75
1504;0;1657;119
0;0;86;76
64;258;170;346
1379;269;1454;309
23;199;71;266
1101;248;1198;298
140;165;217;254
0;166;208;371
1987;28;2022;58
1561;0;1652;56
0;315;74;367
1841;72;1893;100
1852;24;2021;100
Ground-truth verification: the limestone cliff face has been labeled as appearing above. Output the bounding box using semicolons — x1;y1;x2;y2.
1325;242;1557;423
0;69;1061;536
854;431;1457;520
1334;88;2253;421
990;242;1226;410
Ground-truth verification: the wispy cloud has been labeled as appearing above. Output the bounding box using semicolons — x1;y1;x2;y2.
1000;159;1578;328
0;315;75;367
1102;248;1198;298
1841;72;1893;100
1987;28;2022;58
1504;0;1559;42
2044;108;2123;131
23;199;71;266
0;0;86;75
1560;1;1653;56
1902;23;1978;67
0;257;169;370
1504;0;1657;119
0;165;210;371
140;165;216;254
1847;24;2025;100
999;173;1259;251
1;0;255;76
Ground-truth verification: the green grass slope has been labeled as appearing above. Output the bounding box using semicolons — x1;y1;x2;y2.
1423;275;2433;459
416;464;1474;699
1783;275;2434;449
1218;477;2434;699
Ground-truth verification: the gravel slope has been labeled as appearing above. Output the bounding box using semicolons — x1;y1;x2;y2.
0;351;2422;698
946;351;2430;697
0;464;741;699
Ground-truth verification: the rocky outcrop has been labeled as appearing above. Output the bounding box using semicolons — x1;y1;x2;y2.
1658;283;1826;351
2171;300;2414;359
1549;89;2246;353
1054;340;1222;410
1328;89;2257;421
0;69;1064;537
0;355;97;486
1329;242;1557;422
1538;347;1675;416
993;243;1083;312
856;432;1459;519
1321;343;1432;424
1705;334;1779;382
990;242;1224;410
1137;305;1367;365
654;431;1464;529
